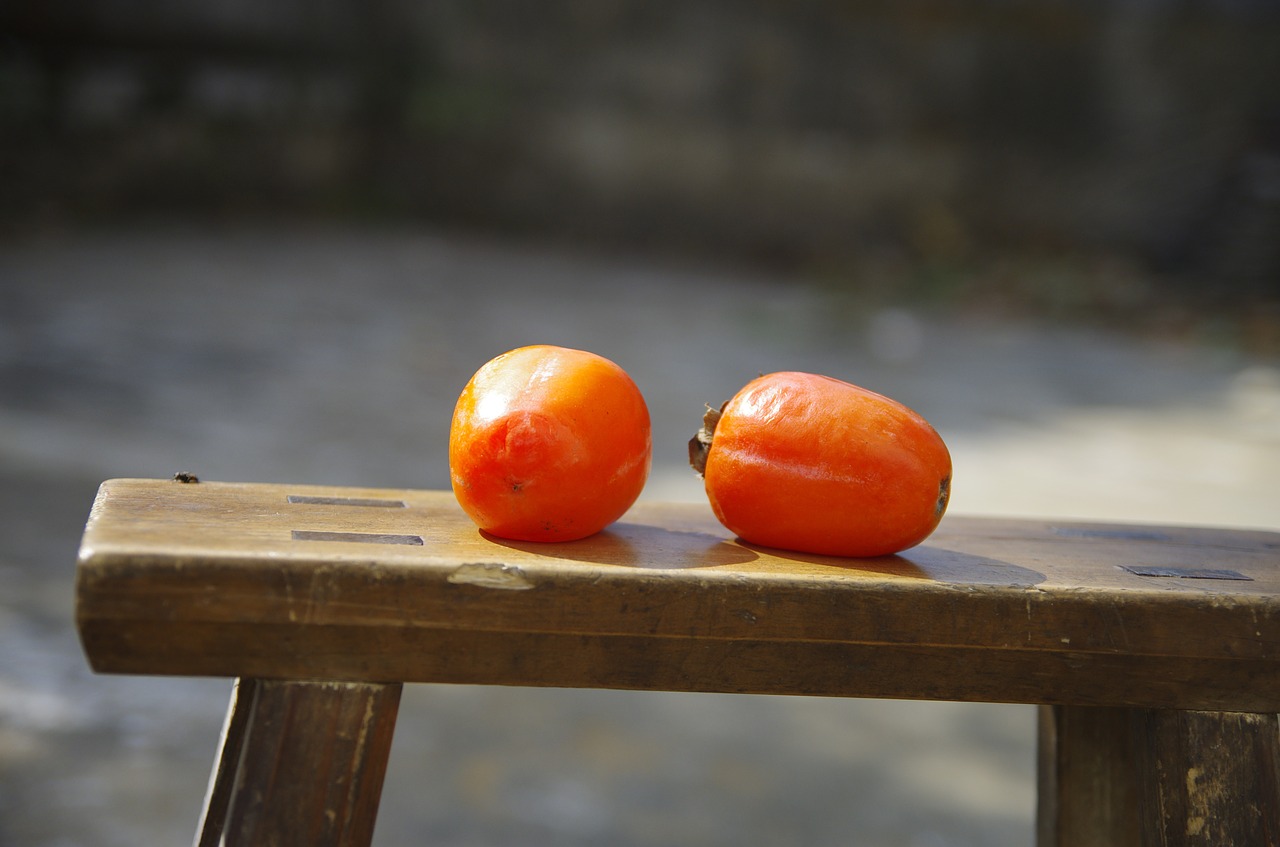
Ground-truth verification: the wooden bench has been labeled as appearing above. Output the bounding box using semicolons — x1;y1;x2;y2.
74;478;1280;846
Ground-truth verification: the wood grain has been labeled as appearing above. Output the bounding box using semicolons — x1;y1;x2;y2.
193;678;401;847
1037;705;1142;846
1135;709;1280;846
76;479;1280;710
1037;706;1280;847
195;677;258;847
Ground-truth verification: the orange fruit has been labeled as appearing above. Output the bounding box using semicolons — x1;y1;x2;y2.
450;345;651;541
690;371;951;557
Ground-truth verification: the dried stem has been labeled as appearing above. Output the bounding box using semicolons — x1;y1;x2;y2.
687;402;725;477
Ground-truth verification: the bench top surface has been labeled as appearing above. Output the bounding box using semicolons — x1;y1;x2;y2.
76;478;1280;709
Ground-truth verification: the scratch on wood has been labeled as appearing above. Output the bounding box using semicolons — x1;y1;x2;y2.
1107;601;1131;651
337;694;379;831
282;570;297;623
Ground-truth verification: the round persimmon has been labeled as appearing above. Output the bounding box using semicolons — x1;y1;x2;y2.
689;371;951;557
450;345;651;542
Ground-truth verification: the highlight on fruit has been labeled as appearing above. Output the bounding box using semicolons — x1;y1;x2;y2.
690;371;951;558
449;345;651;542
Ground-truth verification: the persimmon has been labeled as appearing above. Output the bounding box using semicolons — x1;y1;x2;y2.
450;345;651;542
689;371;951;557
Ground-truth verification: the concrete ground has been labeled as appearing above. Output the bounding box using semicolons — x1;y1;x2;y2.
1;225;1276;846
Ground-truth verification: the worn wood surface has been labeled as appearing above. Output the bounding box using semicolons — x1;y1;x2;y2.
195;677;258;847
1039;705;1280;847
76;478;1280;709
1135;709;1280;846
193;677;401;847
1037;705;1142;846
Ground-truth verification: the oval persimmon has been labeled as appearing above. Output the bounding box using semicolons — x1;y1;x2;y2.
450;345;651;542
689;371;951;557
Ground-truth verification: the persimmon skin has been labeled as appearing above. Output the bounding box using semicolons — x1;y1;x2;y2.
450;345;651;542
696;372;951;557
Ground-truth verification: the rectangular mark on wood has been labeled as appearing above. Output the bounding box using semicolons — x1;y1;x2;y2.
292;530;424;546
287;495;407;508
1122;565;1252;581
1054;527;1171;541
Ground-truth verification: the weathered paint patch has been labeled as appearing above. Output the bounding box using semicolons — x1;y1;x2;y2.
447;562;535;590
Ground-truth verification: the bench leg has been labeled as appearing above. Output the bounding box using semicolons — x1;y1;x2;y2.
194;678;402;847
1037;705;1280;846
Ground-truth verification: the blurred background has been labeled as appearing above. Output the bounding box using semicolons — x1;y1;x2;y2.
2;2;1278;846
